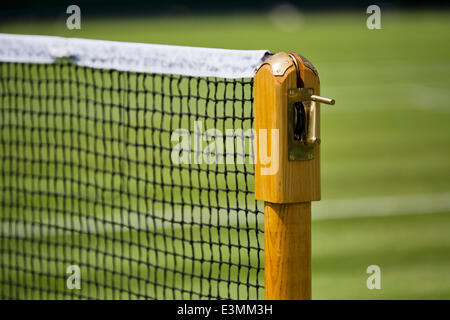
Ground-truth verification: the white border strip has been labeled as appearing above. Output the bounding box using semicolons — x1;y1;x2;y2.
0;33;269;79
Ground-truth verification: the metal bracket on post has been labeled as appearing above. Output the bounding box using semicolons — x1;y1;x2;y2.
288;87;335;161
257;52;335;162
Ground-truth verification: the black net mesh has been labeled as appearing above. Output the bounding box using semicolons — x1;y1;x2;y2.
0;61;264;300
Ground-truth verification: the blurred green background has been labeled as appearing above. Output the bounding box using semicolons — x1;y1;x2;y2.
1;6;449;299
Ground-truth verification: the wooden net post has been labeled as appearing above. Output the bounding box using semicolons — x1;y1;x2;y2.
254;52;332;300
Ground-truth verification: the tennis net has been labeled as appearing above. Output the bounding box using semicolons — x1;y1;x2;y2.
0;34;269;299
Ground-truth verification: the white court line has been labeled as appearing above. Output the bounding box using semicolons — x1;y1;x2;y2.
312;192;450;221
2;193;449;238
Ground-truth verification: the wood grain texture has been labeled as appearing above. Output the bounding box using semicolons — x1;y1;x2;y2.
255;53;320;300
264;202;311;300
254;53;321;203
